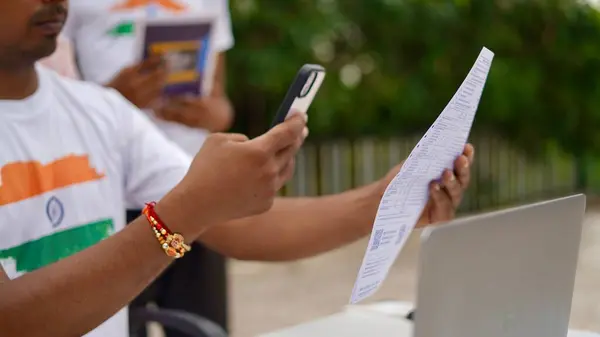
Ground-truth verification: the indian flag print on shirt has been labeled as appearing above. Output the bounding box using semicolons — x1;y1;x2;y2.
107;0;189;37
0;154;115;278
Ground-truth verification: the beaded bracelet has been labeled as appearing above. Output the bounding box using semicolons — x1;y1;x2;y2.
142;202;192;259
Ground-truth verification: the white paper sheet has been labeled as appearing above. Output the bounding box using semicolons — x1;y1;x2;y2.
350;47;495;304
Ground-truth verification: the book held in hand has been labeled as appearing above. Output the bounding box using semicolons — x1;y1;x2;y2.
135;15;217;97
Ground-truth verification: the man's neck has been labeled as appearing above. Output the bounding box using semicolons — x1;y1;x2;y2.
0;66;38;100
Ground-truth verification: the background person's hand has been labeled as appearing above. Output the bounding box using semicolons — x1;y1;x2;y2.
155;95;234;132
169;113;309;228
377;143;475;228
106;55;167;109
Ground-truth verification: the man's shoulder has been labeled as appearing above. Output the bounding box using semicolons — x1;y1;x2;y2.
40;65;117;100
40;65;136;117
37;65;151;141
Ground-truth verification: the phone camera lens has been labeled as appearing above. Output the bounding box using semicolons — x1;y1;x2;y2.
300;72;317;97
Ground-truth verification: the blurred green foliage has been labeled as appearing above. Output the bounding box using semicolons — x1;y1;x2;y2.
228;0;600;157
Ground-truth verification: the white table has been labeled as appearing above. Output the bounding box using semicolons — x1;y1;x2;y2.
260;301;599;337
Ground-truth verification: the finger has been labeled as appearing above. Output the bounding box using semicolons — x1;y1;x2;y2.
441;169;461;208
271;129;307;178
224;133;249;142
463;143;475;164
137;55;164;72
148;65;168;83
207;133;248;146
133;66;168;89
276;157;296;190
428;181;454;223
286;109;308;123
135;72;168;105
135;88;165;109
165;97;189;109
276;124;308;156
154;106;179;122
302;126;309;139
130;82;166;108
271;141;302;181
274;135;304;165
454;155;471;189
252;114;306;153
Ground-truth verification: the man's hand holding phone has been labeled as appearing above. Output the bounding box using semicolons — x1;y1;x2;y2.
160;113;308;236
270;64;325;128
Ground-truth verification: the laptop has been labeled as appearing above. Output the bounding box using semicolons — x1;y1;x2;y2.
414;194;586;337
259;194;586;337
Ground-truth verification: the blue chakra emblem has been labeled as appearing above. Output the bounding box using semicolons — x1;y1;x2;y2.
46;196;65;228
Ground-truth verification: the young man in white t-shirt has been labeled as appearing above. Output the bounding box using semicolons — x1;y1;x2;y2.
0;1;474;336
54;1;237;332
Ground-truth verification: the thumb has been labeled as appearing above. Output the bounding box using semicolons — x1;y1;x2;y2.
252;114;305;153
223;133;249;142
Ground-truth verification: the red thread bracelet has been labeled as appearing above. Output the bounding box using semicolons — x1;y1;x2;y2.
142;202;191;259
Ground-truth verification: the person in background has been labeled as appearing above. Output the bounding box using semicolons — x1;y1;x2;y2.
63;0;234;150
52;1;236;333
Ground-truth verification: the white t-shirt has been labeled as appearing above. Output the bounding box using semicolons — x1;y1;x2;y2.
0;65;192;337
63;0;235;156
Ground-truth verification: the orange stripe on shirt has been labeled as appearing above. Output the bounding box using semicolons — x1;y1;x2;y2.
0;155;105;206
111;0;188;12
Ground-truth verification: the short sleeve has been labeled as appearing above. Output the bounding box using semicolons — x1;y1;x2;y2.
212;0;235;52
104;89;193;207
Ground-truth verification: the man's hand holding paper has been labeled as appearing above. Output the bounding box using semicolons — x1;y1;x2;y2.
351;47;494;304
376;143;475;229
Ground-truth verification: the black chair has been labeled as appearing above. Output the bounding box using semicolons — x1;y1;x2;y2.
129;306;227;337
127;210;229;337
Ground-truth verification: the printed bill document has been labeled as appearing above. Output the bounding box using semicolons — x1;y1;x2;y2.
350;47;495;304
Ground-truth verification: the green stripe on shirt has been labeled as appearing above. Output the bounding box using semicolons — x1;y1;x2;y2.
107;21;135;37
0;218;114;274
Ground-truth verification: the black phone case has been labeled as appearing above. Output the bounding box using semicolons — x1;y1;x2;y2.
270;64;325;128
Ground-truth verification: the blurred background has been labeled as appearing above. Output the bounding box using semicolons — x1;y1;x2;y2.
218;0;600;336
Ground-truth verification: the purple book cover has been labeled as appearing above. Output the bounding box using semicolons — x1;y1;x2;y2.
140;19;214;97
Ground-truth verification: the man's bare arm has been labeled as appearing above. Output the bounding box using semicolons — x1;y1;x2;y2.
199;183;379;261
0;114;308;337
0;199;198;337
199;146;474;262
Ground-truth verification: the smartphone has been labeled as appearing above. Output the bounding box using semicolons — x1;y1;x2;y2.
270;64;326;128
